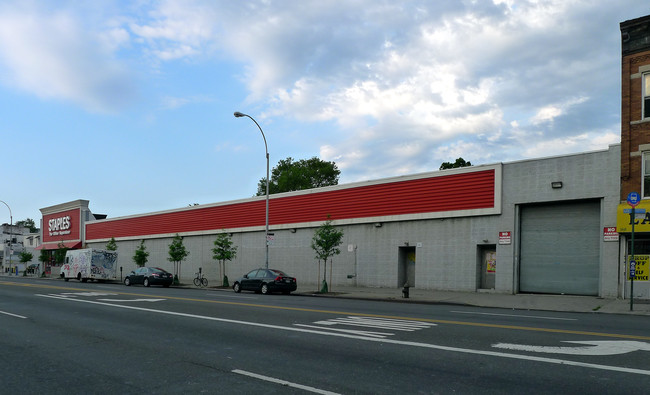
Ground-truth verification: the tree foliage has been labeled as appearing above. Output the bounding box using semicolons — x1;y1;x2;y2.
105;237;118;251
168;234;189;282
311;219;344;293
439;157;472;170
38;249;49;264
19;251;33;263
212;232;238;287
256;157;340;196
133;240;149;267
15;218;37;233
54;242;69;265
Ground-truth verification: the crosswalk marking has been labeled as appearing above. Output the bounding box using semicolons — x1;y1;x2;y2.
314;316;435;331
297;316;436;338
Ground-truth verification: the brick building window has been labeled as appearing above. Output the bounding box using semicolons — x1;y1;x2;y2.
645;73;650;119
641;151;650;198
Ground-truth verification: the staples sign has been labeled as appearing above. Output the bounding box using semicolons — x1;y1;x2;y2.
49;216;72;236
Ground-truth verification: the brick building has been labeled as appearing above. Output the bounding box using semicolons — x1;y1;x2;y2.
617;15;650;298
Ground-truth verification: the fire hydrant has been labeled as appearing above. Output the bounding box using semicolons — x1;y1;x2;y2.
402;282;410;298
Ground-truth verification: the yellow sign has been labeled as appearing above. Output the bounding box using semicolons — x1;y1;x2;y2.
628;255;650;281
616;201;650;233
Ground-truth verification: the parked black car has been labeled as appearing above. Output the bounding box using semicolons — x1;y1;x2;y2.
233;268;297;295
124;267;173;287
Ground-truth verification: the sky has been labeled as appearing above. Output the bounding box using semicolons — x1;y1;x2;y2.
1;0;648;225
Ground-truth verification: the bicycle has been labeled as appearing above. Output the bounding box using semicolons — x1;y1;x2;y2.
193;272;208;287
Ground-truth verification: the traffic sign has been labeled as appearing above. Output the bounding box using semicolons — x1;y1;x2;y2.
630;260;636;278
623;208;646;214
627;192;641;207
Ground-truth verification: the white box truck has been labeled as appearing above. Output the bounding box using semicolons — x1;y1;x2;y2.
60;248;118;282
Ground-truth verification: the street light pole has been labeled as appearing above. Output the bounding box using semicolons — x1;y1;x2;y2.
0;200;13;274
234;111;269;269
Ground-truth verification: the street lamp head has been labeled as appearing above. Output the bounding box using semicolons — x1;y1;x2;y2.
233;111;246;118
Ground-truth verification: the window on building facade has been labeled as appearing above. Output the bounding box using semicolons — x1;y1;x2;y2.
645;73;650;119
641;152;650;198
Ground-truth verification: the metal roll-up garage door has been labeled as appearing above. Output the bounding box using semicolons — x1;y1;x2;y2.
519;200;600;295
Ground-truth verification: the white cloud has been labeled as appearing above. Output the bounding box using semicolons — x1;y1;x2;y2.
0;3;136;113
531;97;589;125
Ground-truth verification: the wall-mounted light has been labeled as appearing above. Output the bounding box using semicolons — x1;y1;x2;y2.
374;222;382;228
551;181;563;189
290;228;297;233
404;242;409;246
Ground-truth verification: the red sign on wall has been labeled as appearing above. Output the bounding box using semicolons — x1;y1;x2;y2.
498;231;511;245
42;208;81;243
603;227;619;242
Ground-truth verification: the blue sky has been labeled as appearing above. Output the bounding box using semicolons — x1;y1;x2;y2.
1;0;648;225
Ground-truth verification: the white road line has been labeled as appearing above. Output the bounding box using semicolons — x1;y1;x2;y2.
314;316;435;331
97;299;166;303
294;324;392;338
232;369;340;395
451;311;577;321
36;294;650;376
0;310;27;319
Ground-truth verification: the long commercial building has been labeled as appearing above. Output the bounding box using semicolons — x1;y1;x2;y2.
39;144;632;298
35;14;650;300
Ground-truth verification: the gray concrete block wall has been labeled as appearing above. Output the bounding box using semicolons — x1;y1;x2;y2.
88;145;623;297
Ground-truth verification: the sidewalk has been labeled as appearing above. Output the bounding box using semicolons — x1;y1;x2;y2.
287;284;650;316
6;273;650;316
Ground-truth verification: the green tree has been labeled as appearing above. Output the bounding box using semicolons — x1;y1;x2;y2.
133;240;149;267
54;242;69;265
168;234;189;284
19;251;33;276
439;157;472;170
15;218;37;233
311;219;344;293
256;156;340;196
19;251;33;263
38;249;49;277
105;237;118;251
212;232;238;287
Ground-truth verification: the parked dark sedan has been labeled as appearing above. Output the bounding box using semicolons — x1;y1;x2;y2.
124;267;173;287
232;268;297;295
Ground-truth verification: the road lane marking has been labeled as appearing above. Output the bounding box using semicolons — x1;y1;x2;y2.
451;311;577;321
4;281;648;341
312;316;436;332
294;324;392;338
97;299;165;302
493;340;650;356
0;310;27;319
35;294;650;376
232;369;340;395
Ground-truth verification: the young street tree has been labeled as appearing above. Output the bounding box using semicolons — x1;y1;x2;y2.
105;237;118;251
311;219;344;293
256;156;340;196
212;232;238;287
54;242;69;265
168;234;189;284
38;249;49;276
439;157;472;170
19;251;33;275
133;240;149;267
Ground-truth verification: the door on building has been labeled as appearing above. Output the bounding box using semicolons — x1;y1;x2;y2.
398;246;416;288
519;200;600;296
478;245;496;289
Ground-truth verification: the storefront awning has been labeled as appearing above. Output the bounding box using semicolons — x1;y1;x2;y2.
35;241;82;250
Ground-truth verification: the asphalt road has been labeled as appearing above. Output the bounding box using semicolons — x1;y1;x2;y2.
1;277;649;394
